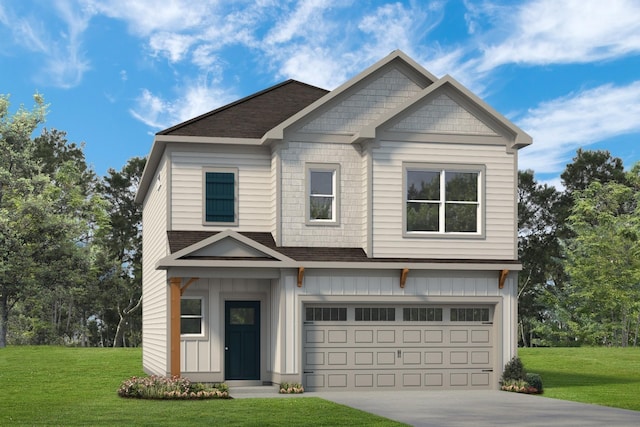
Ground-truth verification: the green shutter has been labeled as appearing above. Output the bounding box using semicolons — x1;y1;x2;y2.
205;172;235;222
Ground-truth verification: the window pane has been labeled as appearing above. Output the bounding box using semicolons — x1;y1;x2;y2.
407;202;439;231
306;307;314;321
407;171;440;200
181;318;201;334
310;171;333;195
181;299;202;316
445;204;477;232
446;172;477;202
230;308;255;325
310;196;333;220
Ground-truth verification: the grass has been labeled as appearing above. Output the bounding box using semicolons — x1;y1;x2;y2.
0;346;404;426
519;347;640;411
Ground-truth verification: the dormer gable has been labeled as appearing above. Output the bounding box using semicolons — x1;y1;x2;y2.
353;75;532;151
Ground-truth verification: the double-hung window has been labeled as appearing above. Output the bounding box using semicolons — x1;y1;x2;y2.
180;297;204;336
203;168;238;225
307;164;339;224
405;164;482;235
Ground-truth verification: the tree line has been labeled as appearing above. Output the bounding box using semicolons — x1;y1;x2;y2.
1;94;639;347
1;94;144;347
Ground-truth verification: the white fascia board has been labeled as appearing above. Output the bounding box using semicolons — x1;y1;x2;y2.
154;135;262;145
156;258;521;271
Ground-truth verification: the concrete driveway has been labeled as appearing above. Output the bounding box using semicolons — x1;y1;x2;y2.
310;390;640;426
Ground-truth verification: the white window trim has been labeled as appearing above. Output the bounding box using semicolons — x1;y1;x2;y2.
305;163;340;226
403;162;485;239
180;295;207;340
202;167;239;226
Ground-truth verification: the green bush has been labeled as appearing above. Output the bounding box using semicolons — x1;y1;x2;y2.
526;373;543;393
118;376;229;399
501;356;527;382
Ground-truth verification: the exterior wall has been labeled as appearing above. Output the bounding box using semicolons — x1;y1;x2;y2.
180;277;272;383
142;154;170;376
300;67;424;134
279;268;517;388
371;141;517;259
279;141;364;247
170;145;272;232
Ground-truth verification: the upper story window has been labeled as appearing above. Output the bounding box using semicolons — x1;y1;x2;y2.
203;168;238;225
306;163;340;224
405;164;483;235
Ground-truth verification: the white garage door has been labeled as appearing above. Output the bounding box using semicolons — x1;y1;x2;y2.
303;305;494;390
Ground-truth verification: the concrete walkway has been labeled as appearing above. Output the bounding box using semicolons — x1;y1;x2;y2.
230;387;640;426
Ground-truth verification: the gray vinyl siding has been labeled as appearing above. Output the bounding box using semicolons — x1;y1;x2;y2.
371;141;517;259
170;146;272;231
142;154;169;376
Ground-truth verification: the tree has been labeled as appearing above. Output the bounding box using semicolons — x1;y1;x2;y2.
0;93;48;347
517;170;564;346
563;167;640;346
96;157;146;347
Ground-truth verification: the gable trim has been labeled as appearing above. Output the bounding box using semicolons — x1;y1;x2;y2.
352;75;532;151
261;50;437;144
157;230;296;268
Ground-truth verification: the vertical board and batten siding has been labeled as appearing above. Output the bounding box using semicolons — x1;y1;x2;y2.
279;142;364;247
371;141;516;259
170;147;272;231
180;278;271;381
142;155;169;376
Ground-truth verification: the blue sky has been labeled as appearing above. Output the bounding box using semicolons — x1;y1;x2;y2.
1;0;639;187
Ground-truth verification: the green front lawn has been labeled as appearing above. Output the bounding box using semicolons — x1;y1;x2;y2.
519;347;640;411
0;346;403;426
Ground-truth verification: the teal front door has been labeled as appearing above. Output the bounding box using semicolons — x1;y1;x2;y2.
225;301;260;380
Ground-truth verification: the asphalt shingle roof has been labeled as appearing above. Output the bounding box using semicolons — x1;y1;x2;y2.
157;80;328;138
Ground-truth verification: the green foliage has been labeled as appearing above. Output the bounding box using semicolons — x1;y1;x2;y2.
118;376;229;399
520;347;640;411
0;347;403;426
525;373;543;392
501;356;527;382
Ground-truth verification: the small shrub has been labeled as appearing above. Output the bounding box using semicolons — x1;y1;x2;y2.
501;356;527;382
525;373;543;393
118;376;229;399
279;382;304;394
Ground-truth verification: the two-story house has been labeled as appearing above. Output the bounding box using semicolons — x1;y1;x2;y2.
135;50;531;391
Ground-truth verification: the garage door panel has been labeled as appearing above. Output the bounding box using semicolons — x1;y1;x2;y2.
303;305;494;391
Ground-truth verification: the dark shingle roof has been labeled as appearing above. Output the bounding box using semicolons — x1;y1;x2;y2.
166;231;521;265
157;80;328;138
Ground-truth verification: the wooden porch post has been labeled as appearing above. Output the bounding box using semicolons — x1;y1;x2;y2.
169;277;182;377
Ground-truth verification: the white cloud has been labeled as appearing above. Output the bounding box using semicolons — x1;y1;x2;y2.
149;32;195;63
130;77;237;130
85;0;214;36
518;81;640;173
474;0;640;71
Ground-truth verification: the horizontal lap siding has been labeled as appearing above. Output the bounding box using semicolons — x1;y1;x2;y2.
372;141;516;259
142;155;169;376
171;148;272;231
